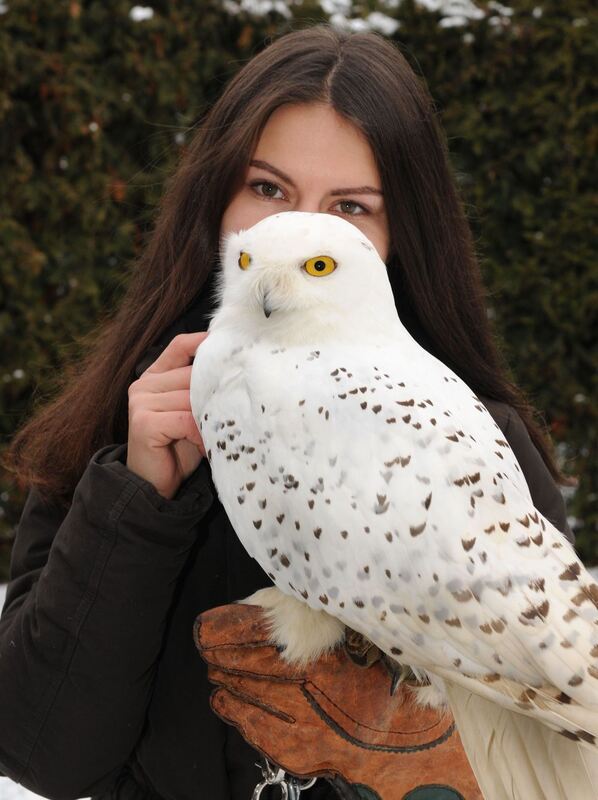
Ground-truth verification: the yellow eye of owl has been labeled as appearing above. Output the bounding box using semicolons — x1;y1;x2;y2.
238;251;251;270
303;255;336;277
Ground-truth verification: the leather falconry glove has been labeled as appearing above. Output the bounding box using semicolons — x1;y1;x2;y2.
193;603;483;800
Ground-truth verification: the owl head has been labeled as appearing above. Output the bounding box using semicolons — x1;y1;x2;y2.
212;212;400;344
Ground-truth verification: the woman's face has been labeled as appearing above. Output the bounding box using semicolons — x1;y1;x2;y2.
220;103;390;263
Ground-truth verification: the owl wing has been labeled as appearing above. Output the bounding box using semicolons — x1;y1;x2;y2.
191;333;598;713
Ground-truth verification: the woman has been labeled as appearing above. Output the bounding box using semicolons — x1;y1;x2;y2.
0;23;572;800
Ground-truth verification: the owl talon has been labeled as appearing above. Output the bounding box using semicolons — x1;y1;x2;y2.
381;654;419;695
389;668;402;696
343;628;382;667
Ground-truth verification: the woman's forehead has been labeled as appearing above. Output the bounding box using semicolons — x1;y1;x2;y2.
251;103;381;184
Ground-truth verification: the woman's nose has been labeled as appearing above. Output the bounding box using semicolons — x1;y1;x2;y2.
294;197;324;214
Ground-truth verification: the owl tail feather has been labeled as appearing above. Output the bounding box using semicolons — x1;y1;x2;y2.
444;681;598;800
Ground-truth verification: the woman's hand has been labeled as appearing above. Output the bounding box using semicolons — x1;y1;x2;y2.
126;332;209;500
194;603;483;800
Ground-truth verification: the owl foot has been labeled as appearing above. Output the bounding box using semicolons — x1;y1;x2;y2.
380;654;418;696
239;586;346;667
406;675;449;710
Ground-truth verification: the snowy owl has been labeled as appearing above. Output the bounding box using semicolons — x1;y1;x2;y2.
190;211;598;799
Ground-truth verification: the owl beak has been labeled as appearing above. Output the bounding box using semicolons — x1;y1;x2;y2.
262;290;273;318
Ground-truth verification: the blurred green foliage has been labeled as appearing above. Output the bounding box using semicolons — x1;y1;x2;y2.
1;0;595;580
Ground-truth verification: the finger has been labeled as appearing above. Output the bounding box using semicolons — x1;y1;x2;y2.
195;605;316;680
131;389;193;413
203;639;310;680
196;604;276;649
130;410;203;448
196;610;345;681
135;365;193;393
207;671;297;723
210;687;332;781
144;332;209;375
207;665;304;709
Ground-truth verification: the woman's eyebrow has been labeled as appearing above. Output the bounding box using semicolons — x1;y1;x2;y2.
249;159;383;196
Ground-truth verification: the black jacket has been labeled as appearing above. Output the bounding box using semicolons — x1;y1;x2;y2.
0;295;573;800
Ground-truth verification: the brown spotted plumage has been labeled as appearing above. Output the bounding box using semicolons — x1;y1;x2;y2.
190;211;598;795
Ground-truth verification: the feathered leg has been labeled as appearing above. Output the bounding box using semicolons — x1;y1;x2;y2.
240;586;345;665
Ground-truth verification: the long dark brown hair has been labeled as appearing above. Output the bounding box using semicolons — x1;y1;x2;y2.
3;23;569;508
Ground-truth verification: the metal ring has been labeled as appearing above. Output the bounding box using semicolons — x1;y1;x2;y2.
252;778;289;799
252;759;318;798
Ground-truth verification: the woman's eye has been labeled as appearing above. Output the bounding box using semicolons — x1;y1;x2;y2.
249;180;284;200
336;200;367;216
249;180;367;216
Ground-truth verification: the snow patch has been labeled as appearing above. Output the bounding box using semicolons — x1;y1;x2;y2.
130;5;154;21
0;778;48;800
